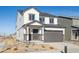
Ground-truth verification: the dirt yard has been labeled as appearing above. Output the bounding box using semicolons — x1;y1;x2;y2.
0;37;55;53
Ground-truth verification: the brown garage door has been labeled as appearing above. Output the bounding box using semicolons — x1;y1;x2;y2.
44;30;63;42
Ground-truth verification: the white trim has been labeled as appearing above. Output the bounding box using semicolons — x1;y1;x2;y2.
45;28;65;34
42;27;44;41
31;22;42;26
26;27;29;41
54;18;58;24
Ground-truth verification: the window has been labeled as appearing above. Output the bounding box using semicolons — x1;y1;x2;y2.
29;14;35;20
33;29;38;33
50;18;54;23
39;17;44;23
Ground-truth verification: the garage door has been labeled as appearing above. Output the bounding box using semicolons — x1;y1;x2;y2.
44;30;63;42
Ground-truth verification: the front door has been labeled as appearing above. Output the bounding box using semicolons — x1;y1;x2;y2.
33;29;39;40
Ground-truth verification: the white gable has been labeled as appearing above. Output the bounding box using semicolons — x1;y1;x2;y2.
31;22;42;26
24;8;39;14
24;8;40;24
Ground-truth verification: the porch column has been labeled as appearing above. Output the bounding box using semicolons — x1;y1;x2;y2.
26;26;29;41
42;27;44;41
30;28;33;40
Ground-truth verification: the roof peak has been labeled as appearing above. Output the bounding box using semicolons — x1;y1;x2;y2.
18;7;40;14
18;7;56;17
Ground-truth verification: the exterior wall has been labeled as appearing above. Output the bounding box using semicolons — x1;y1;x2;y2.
16;12;24;30
23;8;40;24
31;22;42;26
45;17;50;24
44;17;58;25
16;12;24;41
23;8;58;25
16;28;24;41
16;8;75;42
54;17;58;24
58;17;72;41
72;19;79;26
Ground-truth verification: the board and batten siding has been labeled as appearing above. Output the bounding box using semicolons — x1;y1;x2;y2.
16;12;25;41
16;12;24;30
44;17;58;24
54;18;58;24
45;17;50;24
16;28;24;41
23;8;40;24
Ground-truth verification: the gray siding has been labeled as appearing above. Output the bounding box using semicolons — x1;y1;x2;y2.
72;19;79;26
58;17;72;41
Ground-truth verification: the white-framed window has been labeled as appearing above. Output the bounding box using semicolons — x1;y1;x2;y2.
39;17;44;23
50;18;54;23
29;14;35;20
18;31;20;37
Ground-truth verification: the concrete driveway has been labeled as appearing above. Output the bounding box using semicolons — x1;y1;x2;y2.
45;42;79;53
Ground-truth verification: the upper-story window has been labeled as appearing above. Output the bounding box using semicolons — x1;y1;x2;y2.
29;14;35;20
39;17;45;23
50;18;54;23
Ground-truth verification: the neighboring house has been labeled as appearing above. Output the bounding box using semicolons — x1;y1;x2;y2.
16;7;79;42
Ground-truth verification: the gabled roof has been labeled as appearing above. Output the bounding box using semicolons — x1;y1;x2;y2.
18;7;56;17
17;7;79;20
23;20;44;27
44;24;66;28
40;12;56;17
58;16;72;20
71;25;79;28
18;10;23;14
18;7;40;15
70;16;79;20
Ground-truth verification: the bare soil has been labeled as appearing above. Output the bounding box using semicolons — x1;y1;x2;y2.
0;38;55;53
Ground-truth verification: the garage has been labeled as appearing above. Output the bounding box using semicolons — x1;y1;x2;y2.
44;30;64;42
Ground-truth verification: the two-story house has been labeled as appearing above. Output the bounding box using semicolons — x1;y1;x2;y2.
16;7;79;42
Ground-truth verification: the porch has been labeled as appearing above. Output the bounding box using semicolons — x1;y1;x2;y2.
23;21;44;41
71;26;79;41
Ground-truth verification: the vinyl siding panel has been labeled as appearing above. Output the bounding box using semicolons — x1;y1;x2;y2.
16;12;24;41
72;19;79;26
16;28;24;41
44;17;58;25
58;18;72;41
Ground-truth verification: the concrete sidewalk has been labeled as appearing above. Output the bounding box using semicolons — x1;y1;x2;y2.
25;41;79;53
45;42;79;53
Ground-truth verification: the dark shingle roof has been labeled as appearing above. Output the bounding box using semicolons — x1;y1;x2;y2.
18;7;56;17
40;12;56;17
44;24;66;28
18;7;40;15
17;7;79;20
18;10;23;14
58;16;72;19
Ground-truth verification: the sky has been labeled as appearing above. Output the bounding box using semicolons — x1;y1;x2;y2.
0;6;79;35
